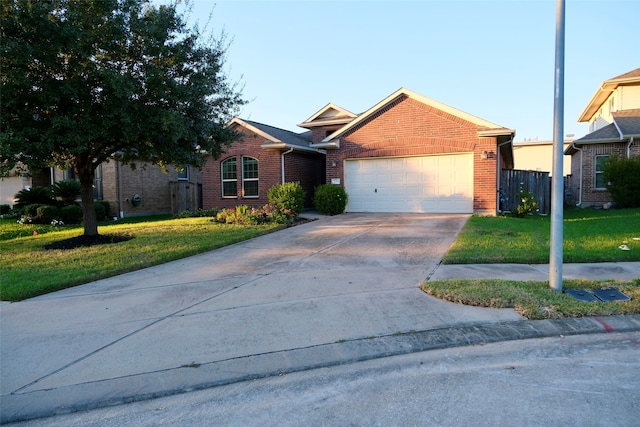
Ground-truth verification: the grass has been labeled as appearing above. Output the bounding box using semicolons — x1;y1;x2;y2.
425;207;640;319
421;278;640;320
0;216;284;302
443;207;640;264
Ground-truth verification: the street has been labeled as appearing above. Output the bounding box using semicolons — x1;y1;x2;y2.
8;331;640;426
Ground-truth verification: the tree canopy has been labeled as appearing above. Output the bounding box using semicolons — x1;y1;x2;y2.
1;0;245;235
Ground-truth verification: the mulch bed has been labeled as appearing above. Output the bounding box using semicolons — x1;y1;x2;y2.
44;234;134;250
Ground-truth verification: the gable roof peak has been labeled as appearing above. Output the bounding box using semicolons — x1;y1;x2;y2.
298;103;357;129
578;67;640;122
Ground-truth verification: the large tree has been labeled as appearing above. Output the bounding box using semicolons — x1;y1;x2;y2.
1;0;244;236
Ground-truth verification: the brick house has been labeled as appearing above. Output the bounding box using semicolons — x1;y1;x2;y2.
203;88;514;215
202;118;325;210
301;88;514;215
565;68;640;207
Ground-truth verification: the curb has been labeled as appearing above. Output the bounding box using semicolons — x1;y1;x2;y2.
3;314;639;424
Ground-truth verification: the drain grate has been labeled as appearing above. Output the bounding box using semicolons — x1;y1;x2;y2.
564;289;600;302
592;288;631;302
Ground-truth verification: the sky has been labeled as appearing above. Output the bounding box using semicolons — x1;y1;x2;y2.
172;0;638;142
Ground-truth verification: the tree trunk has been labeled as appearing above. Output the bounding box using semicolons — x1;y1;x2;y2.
78;169;98;236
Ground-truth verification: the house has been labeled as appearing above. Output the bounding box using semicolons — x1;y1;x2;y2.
203;88;514;215
565;68;640;207
513;138;573;176
202;118;326;209
1;162;202;217
302;87;514;215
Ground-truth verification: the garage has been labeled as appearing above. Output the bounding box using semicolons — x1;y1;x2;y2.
344;153;473;213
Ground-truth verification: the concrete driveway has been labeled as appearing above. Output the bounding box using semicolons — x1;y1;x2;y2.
1;213;523;422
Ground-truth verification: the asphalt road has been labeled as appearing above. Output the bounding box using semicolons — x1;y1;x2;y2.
8;331;640;427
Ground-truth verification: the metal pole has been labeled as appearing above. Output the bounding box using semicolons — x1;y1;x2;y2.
550;0;565;292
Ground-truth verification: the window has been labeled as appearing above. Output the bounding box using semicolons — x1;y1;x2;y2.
221;158;237;197
93;164;103;200
242;156;259;197
177;166;189;181
595;155;609;189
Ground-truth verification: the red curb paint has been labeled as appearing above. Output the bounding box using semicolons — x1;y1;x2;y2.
593;317;614;333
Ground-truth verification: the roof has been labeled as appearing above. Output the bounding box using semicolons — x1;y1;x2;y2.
565;109;640;155
578;67;640;122
311;87;513;149
228;118;321;154
298;103;358;129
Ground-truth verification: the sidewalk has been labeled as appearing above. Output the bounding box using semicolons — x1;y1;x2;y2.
428;261;640;282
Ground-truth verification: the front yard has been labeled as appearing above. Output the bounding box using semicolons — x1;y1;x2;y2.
423;207;640;319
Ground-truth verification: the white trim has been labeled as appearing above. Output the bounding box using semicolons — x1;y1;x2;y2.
321;87;504;144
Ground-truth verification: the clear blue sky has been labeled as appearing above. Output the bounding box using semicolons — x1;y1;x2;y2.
177;0;638;142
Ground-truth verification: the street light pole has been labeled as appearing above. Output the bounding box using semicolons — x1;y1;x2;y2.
550;0;565;292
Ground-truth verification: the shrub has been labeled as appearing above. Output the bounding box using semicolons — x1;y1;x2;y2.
177;208;219;218
513;185;539;218
267;182;306;218
60;204;83;224
94;200;111;220
313;184;348;215
13;187;54;211
216;205;253;224
51;180;81;204
36;205;60;223
603;155;640;208
24;203;47;217
0;204;11;215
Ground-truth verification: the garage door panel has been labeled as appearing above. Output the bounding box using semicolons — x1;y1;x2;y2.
344;154;473;213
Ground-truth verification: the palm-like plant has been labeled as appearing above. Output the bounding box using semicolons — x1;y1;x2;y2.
13;186;54;210
51;180;81;204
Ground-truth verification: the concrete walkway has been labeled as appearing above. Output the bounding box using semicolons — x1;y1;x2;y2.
1;212;639;423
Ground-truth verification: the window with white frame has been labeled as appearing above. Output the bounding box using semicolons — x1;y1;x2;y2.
221;157;237;197
594;155;609;189
242;156;259;197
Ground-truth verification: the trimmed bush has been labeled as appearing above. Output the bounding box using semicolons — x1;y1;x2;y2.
24;203;47;217
36;205;60;223
267;182;306;218
0;204;11;215
95;200;111;220
313;184;348;215
60;204;83;224
603;155;640;208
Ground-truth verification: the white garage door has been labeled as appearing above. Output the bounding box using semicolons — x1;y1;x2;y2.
344;154;474;213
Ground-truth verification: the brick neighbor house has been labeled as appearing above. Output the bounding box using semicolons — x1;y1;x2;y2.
203;88;515;215
565;68;640;207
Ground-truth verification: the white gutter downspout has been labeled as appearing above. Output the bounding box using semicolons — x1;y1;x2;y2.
570;142;582;206
281;148;294;184
496;138;513;214
627;137;634;158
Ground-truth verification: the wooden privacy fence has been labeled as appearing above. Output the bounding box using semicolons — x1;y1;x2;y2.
169;181;202;215
500;169;551;214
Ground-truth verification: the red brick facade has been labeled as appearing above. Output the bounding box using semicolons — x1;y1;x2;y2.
313;96;504;213
568;141;640;207
202;124;324;210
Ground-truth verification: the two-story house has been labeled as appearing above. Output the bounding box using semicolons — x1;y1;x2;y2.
565;68;640;207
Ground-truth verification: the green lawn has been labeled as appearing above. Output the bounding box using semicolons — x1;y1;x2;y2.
443;207;640;264
424;207;640;319
0;216;284;302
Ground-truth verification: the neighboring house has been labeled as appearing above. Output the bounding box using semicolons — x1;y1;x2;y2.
0;162;202;217
302;87;514;215
565;68;640;207
202;88;514;215
202;118;326;210
512;138;573;176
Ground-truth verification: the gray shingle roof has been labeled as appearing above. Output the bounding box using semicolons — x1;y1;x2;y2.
613;109;640;136
244;120;313;148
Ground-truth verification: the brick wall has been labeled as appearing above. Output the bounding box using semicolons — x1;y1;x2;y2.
320;96;500;213
574;141;640;206
202;125;324;210
101;162;202;217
